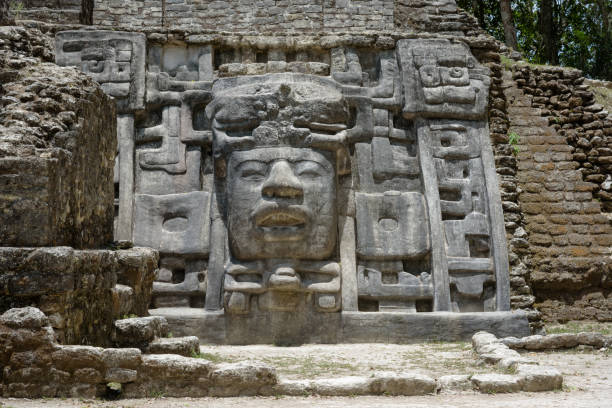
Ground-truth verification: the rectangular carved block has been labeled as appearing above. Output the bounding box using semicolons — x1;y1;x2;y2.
355;191;430;259
132;191;211;256
55;31;146;113
397;39;490;120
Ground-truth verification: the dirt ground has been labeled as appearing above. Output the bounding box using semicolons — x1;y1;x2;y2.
2;343;610;408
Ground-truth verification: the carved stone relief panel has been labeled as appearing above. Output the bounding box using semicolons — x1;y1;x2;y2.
132;191;211;256
132;44;215;308
55;31;146;112
55;31;511;321
419;120;500;312
207;74;347;314
397;39;490;120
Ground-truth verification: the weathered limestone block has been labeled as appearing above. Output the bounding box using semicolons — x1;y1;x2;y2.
501;332;612;350
51;345;105;372
145;336;200;357
101;348;143;370
105;368;138;383
209;362;278;396
114;248;159;317
438;374;473;393
308;377;373;396
0;307;48;330
113;316;169;349
471;373;522;393
112;284;135;318
369;372;437;396
274;373;436;397
516;364;563;392
123;354;213;398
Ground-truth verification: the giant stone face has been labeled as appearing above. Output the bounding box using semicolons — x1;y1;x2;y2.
227;146;336;260
209;76;349;261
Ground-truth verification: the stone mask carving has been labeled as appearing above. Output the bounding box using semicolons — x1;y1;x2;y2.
208;74;349;261
206;74;349;313
227;147;336;260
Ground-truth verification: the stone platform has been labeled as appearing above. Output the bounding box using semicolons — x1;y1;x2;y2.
150;308;530;345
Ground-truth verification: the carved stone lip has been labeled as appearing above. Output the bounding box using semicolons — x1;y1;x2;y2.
253;206;309;241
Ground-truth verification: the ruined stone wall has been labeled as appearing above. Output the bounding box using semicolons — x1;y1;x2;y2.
15;1;82;24
1;26;160;346
0;247;158;346
394;0;482;35
461;41;543;332
92;0;395;32
504;64;611;323
0;26;115;248
88;0;475;33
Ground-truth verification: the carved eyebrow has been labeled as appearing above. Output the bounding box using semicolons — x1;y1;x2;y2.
294;159;333;173
234;160;268;171
295;160;325;169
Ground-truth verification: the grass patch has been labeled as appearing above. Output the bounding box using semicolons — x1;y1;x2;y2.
590;85;612;113
500;55;514;70
546;321;612;335
191;351;235;363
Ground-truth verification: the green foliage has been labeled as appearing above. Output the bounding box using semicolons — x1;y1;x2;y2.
508;132;520;155
9;1;24;19
191;351;231;363
546;321;612;335
456;0;612;80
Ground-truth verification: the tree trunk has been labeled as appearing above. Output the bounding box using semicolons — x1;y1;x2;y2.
80;0;94;25
472;0;486;30
499;0;519;50
539;0;559;65
594;0;611;79
0;0;13;26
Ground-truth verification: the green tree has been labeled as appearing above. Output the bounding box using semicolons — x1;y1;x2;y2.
457;0;612;80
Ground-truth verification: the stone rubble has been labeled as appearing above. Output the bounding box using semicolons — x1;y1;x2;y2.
501;332;612;350
471;331;563;393
0;308;568;398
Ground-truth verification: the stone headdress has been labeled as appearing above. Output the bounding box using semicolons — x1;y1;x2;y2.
205;73;351;157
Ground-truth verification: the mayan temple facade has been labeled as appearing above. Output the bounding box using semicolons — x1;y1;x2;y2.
10;0;610;348
32;0;532;344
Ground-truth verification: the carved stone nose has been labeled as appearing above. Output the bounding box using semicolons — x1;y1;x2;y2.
262;160;303;199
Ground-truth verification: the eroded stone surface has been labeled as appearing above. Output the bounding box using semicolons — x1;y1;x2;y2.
1;27;115;249
113;317;169;349
145;336;200;357
471;373;522;393
516;364;563;392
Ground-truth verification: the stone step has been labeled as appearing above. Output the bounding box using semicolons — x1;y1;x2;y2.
113;316;168;349
145;336;200;357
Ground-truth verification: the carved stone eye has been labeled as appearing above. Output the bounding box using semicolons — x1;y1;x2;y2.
295;161;324;178
240;169;266;181
237;162;268;181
